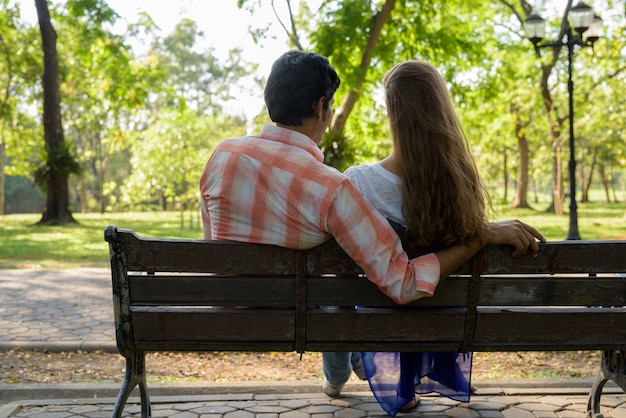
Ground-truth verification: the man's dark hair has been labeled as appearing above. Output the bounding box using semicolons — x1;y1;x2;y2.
264;51;340;126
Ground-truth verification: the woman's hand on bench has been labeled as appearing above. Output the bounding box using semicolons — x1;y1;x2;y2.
483;220;546;257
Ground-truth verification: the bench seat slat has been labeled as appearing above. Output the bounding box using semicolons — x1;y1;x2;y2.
478;276;626;306
305;308;466;342
123;232;300;274
134;342;297;352
474;307;626;350
305;277;470;307
128;274;626;308
129;275;296;306
304;342;466;352
480;241;626;274
131;307;295;343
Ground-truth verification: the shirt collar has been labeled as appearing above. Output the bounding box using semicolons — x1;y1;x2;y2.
259;124;325;163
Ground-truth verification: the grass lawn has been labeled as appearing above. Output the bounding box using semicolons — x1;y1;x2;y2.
1;202;625;268
0;211;203;268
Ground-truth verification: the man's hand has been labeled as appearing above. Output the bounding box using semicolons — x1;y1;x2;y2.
483;220;546;257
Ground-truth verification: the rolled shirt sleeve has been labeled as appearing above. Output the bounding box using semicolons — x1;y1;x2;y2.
323;178;441;304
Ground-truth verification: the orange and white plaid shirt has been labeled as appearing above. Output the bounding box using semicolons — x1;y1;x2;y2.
199;124;440;304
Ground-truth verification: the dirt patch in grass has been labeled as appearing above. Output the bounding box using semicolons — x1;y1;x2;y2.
0;349;601;385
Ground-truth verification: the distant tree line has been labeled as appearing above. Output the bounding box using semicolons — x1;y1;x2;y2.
0;0;624;223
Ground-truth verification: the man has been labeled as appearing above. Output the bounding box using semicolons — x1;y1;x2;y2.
199;50;545;397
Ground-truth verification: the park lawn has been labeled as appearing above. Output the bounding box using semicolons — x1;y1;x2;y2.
496;201;626;241
0;211;203;268
1;202;625;268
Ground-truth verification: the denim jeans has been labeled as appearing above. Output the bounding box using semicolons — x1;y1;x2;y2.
322;352;362;385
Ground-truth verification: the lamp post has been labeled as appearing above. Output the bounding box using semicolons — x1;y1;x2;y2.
523;1;602;241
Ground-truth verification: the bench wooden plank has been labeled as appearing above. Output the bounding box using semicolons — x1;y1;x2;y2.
131;307;295;345
474;307;626;351
478;276;626;306
305;307;466;342
119;231;300;274
479;241;626;274
305;276;471;307
128;274;626;308
129;275;297;306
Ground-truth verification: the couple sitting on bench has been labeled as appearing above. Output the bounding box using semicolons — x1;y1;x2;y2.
199;50;544;416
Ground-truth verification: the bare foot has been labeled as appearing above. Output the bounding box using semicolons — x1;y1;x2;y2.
400;395;420;412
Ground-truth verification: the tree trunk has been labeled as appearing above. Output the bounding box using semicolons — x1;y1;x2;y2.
550;147;564;216
329;0;394;136
581;147;598;203
529;0;575;216
320;0;395;170
35;0;75;225
510;105;531;209
510;135;530;208
598;165;611;203
79;176;87;213
503;151;509;203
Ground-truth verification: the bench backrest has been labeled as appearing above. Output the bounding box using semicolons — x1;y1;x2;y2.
104;225;626;356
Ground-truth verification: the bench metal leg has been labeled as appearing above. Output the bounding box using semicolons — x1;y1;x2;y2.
112;351;151;418
587;368;607;418
587;350;626;418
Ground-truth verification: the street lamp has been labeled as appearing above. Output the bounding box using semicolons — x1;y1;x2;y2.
523;1;602;241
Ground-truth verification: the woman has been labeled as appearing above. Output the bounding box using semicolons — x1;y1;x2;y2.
344;60;487;416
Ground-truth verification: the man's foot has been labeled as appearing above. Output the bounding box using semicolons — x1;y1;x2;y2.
471;384;478;393
323;379;345;396
352;358;367;380
399;395;420;412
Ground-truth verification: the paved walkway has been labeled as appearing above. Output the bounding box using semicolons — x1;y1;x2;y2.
0;268;116;352
1;269;625;417
2;385;626;417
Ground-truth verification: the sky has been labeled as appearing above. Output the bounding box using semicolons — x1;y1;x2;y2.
14;0;313;119
104;1;294;70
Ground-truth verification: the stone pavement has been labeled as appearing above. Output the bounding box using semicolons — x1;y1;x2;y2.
1;268;626;417
0;268;116;352
2;383;626;417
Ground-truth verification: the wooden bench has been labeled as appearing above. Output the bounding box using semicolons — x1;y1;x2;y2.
104;224;626;418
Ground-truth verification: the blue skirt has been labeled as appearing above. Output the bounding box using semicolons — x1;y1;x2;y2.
361;351;473;416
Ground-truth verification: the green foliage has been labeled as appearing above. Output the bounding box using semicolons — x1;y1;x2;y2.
0;1;42;184
121;110;247;211
319;129;356;171
147;19;254;115
3;175;44;213
33;143;82;190
2;0;625;216
3;112;42;178
11;2;257;214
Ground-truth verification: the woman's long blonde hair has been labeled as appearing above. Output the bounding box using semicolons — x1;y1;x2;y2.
384;60;489;249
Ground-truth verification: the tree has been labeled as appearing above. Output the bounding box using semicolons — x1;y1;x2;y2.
241;0;499;170
0;1;41;215
123;110;247;218
502;0;626;213
575;23;626;203
34;0;79;224
54;0;150;213
119;18;254;217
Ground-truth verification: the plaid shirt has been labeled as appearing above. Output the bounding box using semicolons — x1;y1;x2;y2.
200;125;440;304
